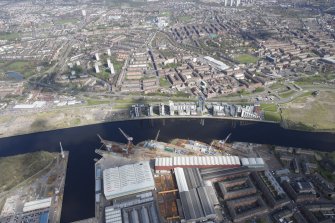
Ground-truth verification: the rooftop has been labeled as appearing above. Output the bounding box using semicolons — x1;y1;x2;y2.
103;162;155;200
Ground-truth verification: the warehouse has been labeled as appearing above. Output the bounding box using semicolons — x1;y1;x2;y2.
240;157;265;168
174;168;216;222
23;197;52;213
103;162;155;200
155;156;240;171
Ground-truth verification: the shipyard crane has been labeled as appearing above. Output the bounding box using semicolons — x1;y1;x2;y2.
155;130;160;142
118;128;133;154
97;134;112;151
59;142;65;159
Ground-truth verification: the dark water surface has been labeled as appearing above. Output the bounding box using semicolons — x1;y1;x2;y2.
0;119;334;222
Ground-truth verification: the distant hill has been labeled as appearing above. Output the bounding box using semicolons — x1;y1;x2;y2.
0;151;57;192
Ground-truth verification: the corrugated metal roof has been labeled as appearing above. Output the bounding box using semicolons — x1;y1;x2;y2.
105;207;122;223
23;198;52;213
155;156;240;168
103;162;155;200
240;157;265;167
175;168;189;192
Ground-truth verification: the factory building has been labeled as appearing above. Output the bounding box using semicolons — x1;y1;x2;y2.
226;195;268;222
103;162;155;200
240;157;265;168
203;56;229;71
174;168;216;222
200;166;252;182
23;198;52;213
282;179;317;202
218;176;257;200
155;156;240;171
104;192;160;223
251;171;290;208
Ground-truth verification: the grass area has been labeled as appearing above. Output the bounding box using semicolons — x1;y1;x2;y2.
0;61;42;78
260;103;278;112
86;99;110;106
318;165;335;182
159;77;170;87
234;54;258;64
96;69;111;81
0;32;21;41
162;63;180;69
160;50;177;59
0;151;57;192
111;58;123;75
269;81;285;90
253;87;265;93
178;15;192;22
281;90;335;131
160;11;171;16
54;18;79;25
264;111;281;122
279;90;296;98
295;74;335;85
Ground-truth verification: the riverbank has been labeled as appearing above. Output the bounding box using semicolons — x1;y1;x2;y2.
0;94;335;139
0;104;278;139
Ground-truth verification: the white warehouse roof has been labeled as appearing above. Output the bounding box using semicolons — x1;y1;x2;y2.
240;158;265;167
204;56;229;71
103;162;155;200
155;156;240;170
23;197;52;212
105;206;122;223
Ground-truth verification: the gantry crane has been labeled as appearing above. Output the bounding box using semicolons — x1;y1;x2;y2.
118;128;133;154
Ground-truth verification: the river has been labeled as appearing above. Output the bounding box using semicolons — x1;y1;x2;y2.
0;118;334;222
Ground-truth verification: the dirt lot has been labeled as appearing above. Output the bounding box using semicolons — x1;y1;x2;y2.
0;104;126;138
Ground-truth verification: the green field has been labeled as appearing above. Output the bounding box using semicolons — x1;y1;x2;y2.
178;15;192;22
234;54;259;64
281;91;335;131
0;151;57;192
54;18;79;25
0;61;40;78
295;74;335;86
159;77;170;87
269;81;285;90
86;99;111;106
264;112;281;122
0;32;21;41
279;90;296;98
260;103;278;112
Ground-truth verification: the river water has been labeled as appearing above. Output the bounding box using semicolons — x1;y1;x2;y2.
0;119;334;222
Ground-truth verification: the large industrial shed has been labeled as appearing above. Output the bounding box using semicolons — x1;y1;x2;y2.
103;161;155;200
155;156;240;171
174;168;216;222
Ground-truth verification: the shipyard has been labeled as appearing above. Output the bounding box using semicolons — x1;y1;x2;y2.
88;128;335;223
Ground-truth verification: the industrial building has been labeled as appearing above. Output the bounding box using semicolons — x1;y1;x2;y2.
218;176;257;200
174;168;216;222
240;157;265;168
282;179;318;202
226;195;268;222
251;171;290;208
203;56;229;71
103;162;155;200
155;156;240;171
22;198;52;213
105;199;160;223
